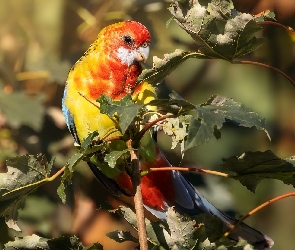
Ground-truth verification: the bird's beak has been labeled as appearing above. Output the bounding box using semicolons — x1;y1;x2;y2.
136;46;150;63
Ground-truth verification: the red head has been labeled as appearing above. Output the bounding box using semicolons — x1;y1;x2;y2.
70;21;151;100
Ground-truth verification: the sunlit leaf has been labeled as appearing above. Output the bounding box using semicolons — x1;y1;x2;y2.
168;0;268;60
117;206;245;249
4;234;103;250
137;49;207;85
104;149;131;169
0;155;53;231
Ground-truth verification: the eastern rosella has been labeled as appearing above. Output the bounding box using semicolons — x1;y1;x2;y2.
62;21;273;249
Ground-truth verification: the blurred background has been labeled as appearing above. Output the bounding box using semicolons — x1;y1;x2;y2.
0;0;295;249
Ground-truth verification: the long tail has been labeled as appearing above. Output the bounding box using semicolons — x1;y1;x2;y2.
140;149;274;250
87;148;273;249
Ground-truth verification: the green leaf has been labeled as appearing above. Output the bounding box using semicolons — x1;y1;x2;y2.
4;234;103;250
98;94;143;134
118;206;168;248
147;94;196;115
107;230;138;243
4;234;48;249
168;0;266;60
184;95;269;151
192;213;224;243
222;150;295;192
137;49;207;85
0;155;53;231
118;206;240;249
0;90;45;131
58;132;104;202
104;149;131;169
165;208;199;249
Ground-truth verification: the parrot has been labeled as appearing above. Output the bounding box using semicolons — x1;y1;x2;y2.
62;21;273;249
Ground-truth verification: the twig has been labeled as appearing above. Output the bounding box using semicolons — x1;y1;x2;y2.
142;166;229;178
223;191;295;237
259;20;295;36
47;166;66;181
105;136;122;142
135;114;175;142
127;140;148;250
78;91;100;109
234;60;295;88
2;166;66;197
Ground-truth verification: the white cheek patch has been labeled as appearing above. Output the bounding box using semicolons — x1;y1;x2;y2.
117;47;137;66
116;46;150;66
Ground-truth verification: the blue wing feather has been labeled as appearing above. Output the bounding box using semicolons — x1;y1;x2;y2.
62;85;80;144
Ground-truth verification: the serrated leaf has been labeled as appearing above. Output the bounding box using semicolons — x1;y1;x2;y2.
118;206;236;249
137;49;207;85
0;155;53;231
163;116;190;155
58;132;103;202
4;234;103;250
98;94;143;134
168;0;266;60
0;90;45;131
165;208;199;249
192;213;224;243
107;230;138;243
184;95;269;151
147;94;196;115
222;150;295;192
118;206;169;248
104;149;130;169
4;234;48;249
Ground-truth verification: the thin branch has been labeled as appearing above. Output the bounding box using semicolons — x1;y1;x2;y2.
78;91;101;109
127;140;148;250
259;20;295;37
234;60;295;88
135;114;175;142
142;166;229;178
105;136;122;142
223;191;295;237
47;166;66;181
2;166;66;197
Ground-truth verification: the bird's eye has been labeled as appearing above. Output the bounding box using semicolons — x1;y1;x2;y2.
123;35;134;46
141;42;149;48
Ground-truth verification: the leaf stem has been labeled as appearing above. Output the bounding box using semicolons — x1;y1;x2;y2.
223;191;295;237
259;20;295;36
78;91;100;108
47;166;66;181
135;114;175;143
142;167;229;178
2;166;66;197
127;140;148;250
234;60;295;88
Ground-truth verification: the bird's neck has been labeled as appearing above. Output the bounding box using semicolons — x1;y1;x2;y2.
69;51;142;101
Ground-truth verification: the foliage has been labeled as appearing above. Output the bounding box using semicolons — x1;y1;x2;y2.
0;0;295;249
4;235;103;250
